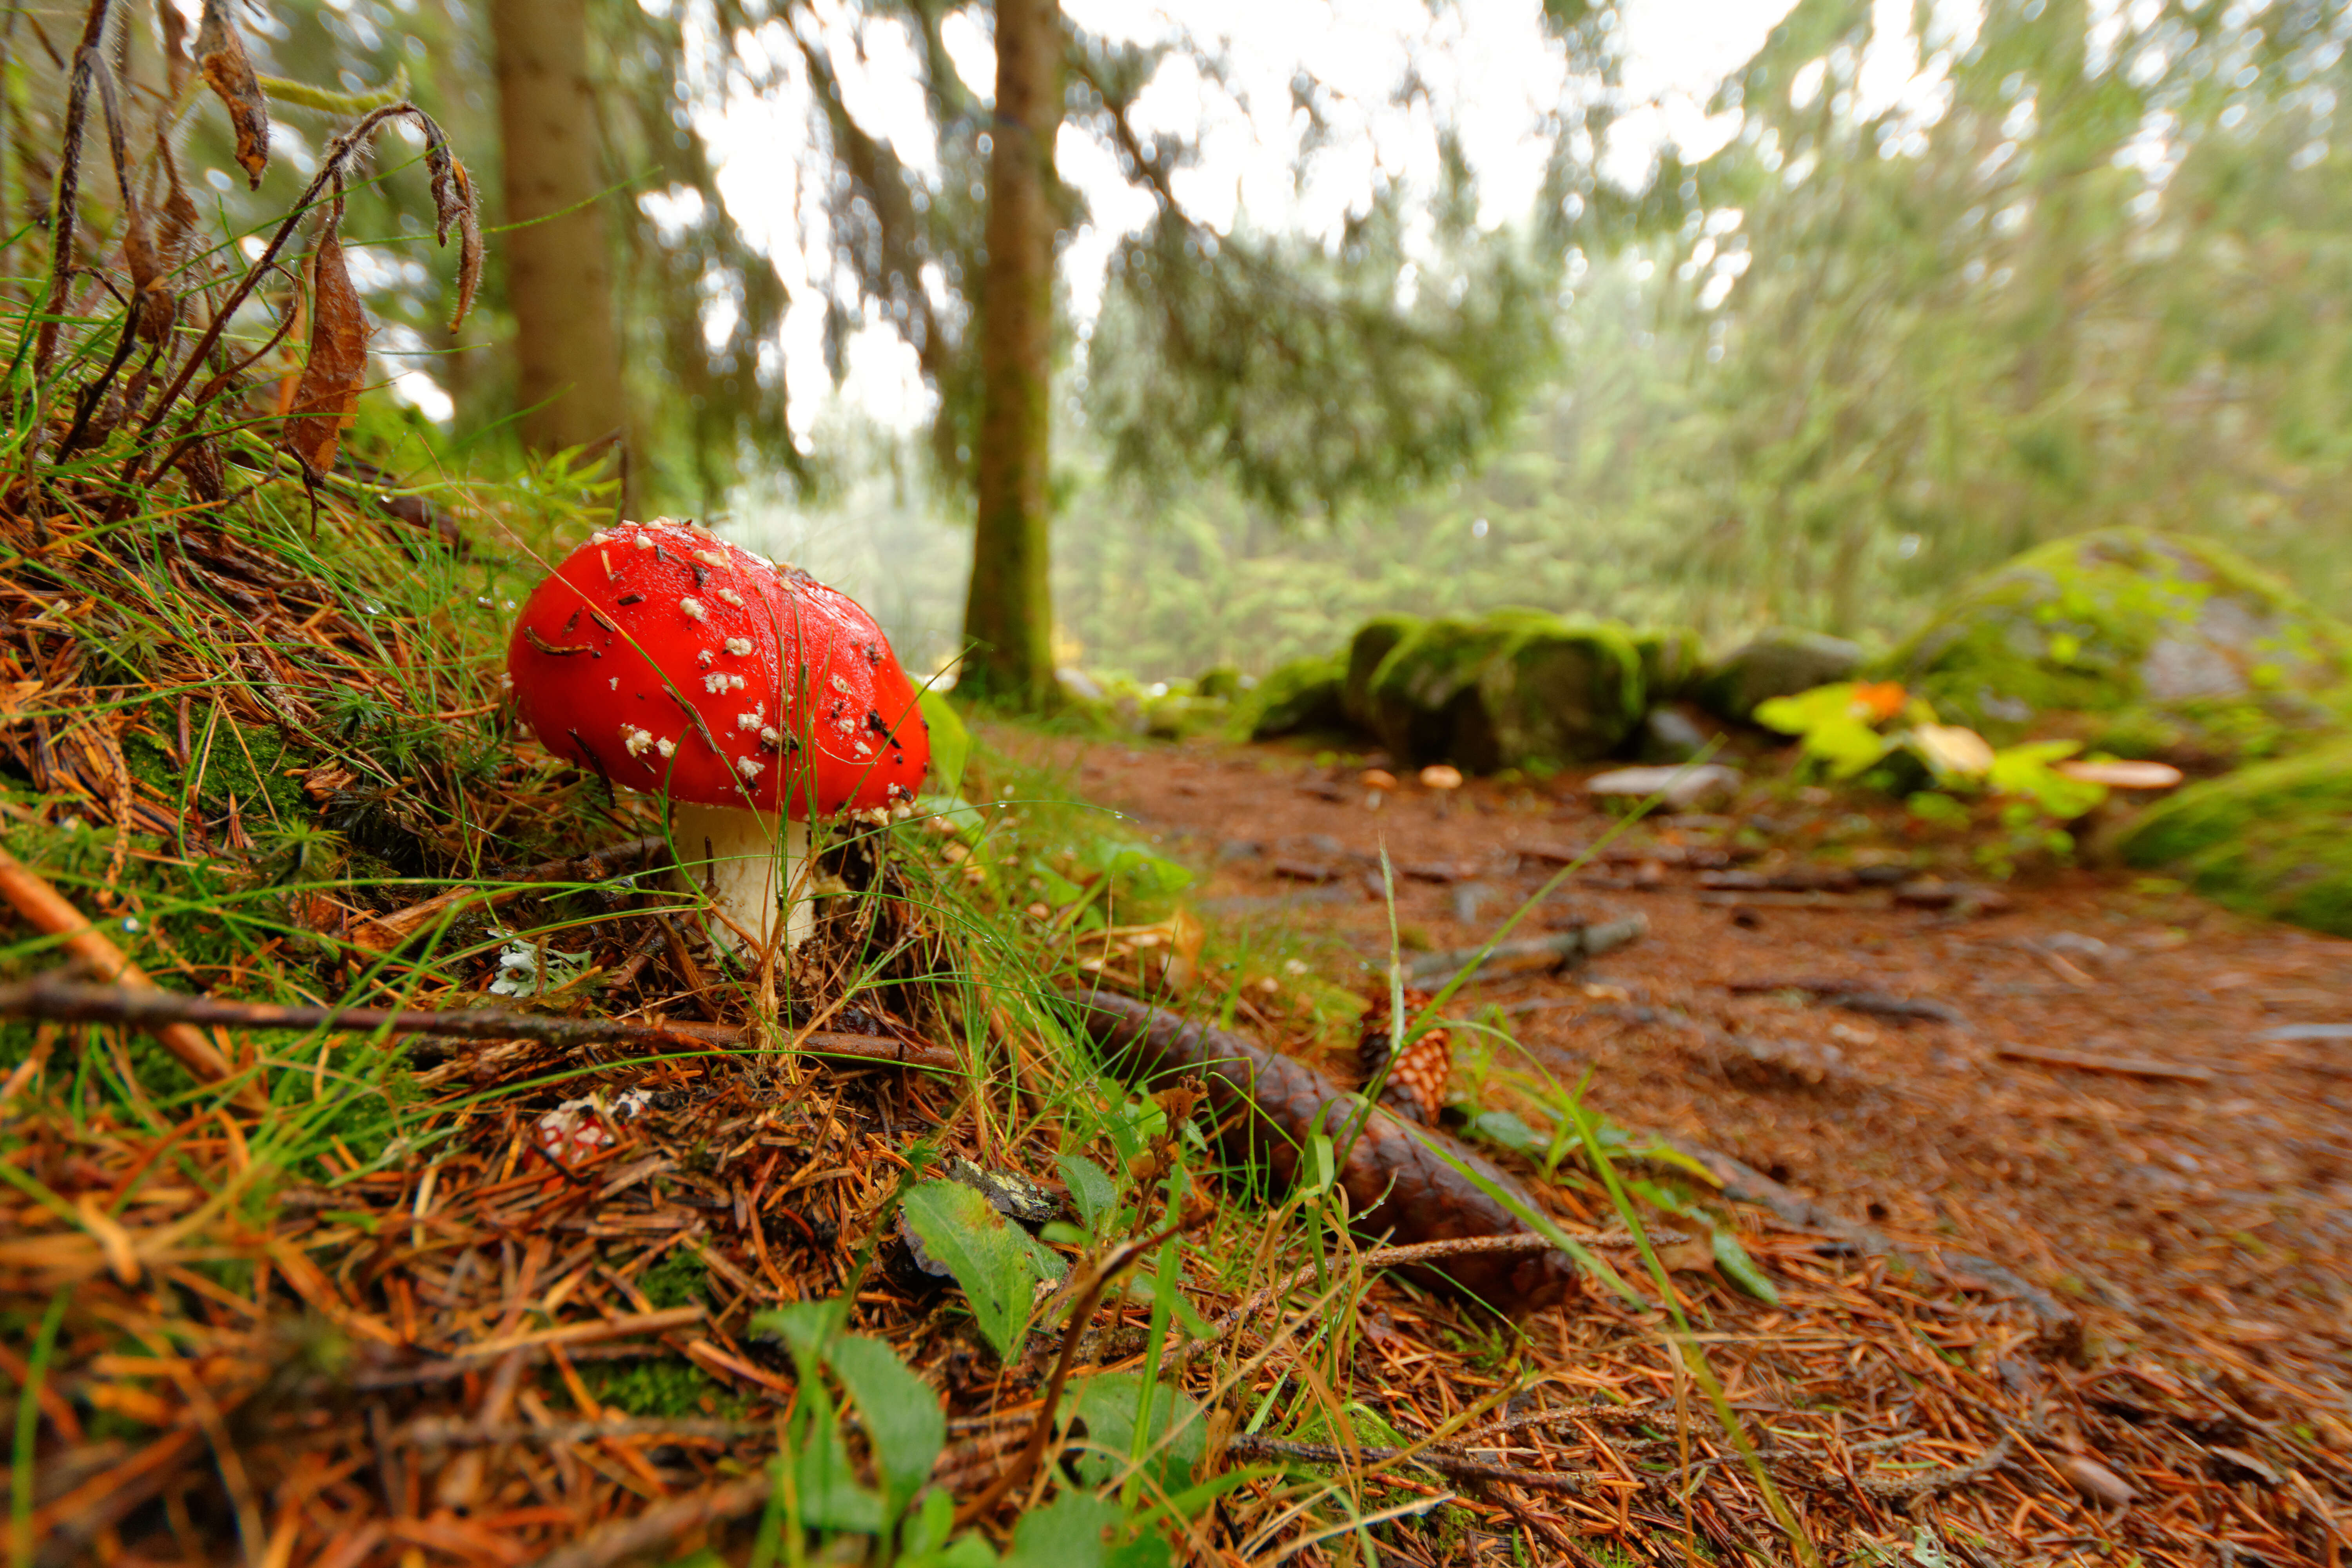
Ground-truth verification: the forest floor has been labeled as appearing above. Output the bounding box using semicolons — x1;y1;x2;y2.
1011;723;2352;1368
990;720;2352;1548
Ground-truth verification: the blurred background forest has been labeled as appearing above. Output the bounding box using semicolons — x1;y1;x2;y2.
16;0;2347;686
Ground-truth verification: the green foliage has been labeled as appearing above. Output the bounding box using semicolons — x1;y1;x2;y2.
898;1181;1060;1362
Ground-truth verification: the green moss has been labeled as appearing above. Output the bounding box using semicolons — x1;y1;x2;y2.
1479;618;1646;766
1889;528;2352;754
2112;737;2352;936
577;1356;744;1418
1341;613;1423;733
1365;617;1522;768
639;1251;713;1309
1243;654;1349;739
119;708;316;827
1630;625;1706;699
1193;664;1244;701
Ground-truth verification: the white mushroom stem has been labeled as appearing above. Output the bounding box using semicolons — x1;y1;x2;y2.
671;802;813;958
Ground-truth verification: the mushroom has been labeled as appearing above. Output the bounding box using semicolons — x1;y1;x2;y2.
506;518;929;959
1418;763;1463;816
1359;767;1397;809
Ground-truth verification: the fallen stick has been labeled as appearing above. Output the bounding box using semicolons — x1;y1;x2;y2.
1993;1043;2215;1083
1405;915;1646;988
0;846;267;1111
0;975;965;1072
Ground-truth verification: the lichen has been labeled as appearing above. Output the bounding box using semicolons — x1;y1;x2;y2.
2111;737;2352;936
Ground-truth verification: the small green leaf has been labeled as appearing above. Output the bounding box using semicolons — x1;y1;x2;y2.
793;1382;886;1534
1708;1227;1782;1305
901;1181;1048;1361
919;688;970;800
1000;1490;1120;1568
1465;1109;1544;1154
1070;1374;1207;1492
1056;1154;1120;1236
827;1333;946;1518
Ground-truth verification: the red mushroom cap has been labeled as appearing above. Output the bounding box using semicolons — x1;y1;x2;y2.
506;519;929;817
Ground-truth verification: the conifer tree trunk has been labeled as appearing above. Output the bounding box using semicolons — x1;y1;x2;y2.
492;0;629;503
960;0;1062;706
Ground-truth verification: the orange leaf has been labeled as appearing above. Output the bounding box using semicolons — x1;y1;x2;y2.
283;199;369;473
196;0;270;189
1851;681;1908;722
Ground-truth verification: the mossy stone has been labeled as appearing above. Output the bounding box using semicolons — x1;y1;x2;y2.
1365;614;1644;770
1245;655;1349;739
1697;629;1864;720
1365;617;1522;769
1630;626;1706;701
1194;664;1244;701
1343;614;1423;734
1888;528;2352;755
2111;737;2352;937
1478;619;1646;767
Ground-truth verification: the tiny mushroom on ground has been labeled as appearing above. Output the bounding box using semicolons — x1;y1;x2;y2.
506;518;929;959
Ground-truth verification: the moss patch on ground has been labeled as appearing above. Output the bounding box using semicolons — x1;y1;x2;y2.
2111;736;2352;936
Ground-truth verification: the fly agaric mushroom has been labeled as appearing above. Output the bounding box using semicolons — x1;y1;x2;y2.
506;519;928;957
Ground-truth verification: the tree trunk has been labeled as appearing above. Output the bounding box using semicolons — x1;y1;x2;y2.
960;0;1062;707
491;0;630;508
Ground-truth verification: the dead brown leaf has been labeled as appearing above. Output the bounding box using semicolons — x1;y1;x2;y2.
196;0;270;188
283;192;368;473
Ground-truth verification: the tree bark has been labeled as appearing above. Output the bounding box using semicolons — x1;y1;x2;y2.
960;0;1062;707
492;0;630;506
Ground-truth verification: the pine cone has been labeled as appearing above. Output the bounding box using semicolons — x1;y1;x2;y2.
1357;985;1451;1126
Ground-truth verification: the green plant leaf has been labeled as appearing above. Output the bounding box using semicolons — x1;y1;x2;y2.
1000;1490;1121;1568
827;1333;947;1518
1464;1109;1544;1154
1707;1228;1783;1305
1056;1154;1120;1236
793;1381;886;1534
920;688;970;800
1070;1373;1207;1492
901;1181;1047;1361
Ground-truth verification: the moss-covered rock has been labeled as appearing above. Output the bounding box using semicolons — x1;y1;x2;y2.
1697;630;1865;720
1194;664;1245;701
2112;738;2352;936
1888;528;2352;757
1366;618;1521;768
1631;626;1706;701
1478;620;1646;768
1245;655;1349;739
1364;615;1644;770
1343;613;1423;733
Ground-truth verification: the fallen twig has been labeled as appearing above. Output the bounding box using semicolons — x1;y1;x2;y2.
1405;916;1646;988
0;975;965;1072
1994;1042;2214;1083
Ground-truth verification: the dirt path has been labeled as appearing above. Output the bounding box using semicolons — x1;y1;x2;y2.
1009;726;2352;1376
